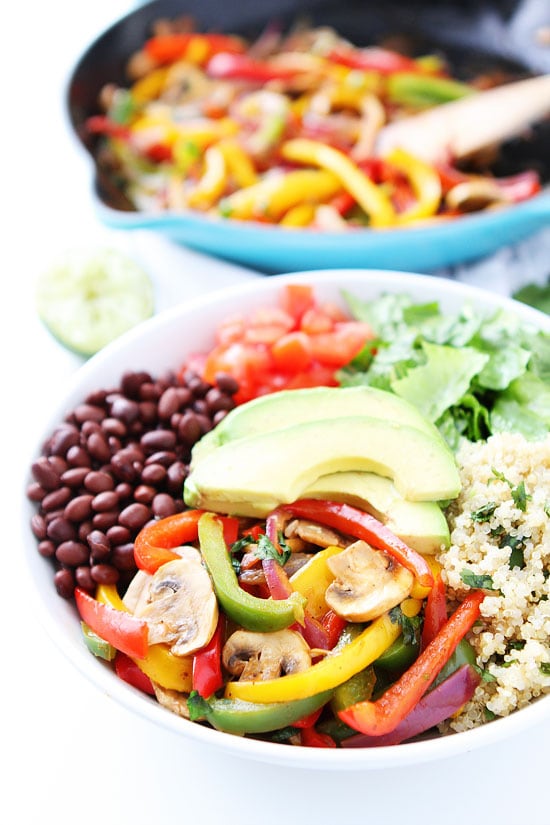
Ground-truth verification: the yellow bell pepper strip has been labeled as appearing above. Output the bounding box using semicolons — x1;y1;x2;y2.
186;145;228;210
225;610;400;703
289;544;342;618
74;587;148;660
96;584;193;692
386;72;473;108
187;688;333;734
218;141;258;188
342;663;481;747
280;203;316;227
385;148;442;224
198;512;306;632
131;67;170;104
114;652;156;696
282;500;434;594
281;138;396;227
338;589;485;737
218;169;342;222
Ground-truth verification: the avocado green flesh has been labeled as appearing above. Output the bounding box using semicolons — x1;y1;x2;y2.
184;415;460;516
190;385;444;467
305;471;450;554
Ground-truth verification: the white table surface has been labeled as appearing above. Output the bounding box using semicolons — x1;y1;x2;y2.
3;4;550;824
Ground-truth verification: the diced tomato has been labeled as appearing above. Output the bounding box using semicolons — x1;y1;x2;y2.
279;284;315;322
300;308;335;334
183;284;372;404
308;322;373;365
271;332;313;372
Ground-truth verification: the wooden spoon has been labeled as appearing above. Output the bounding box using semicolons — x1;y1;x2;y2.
376;74;550;164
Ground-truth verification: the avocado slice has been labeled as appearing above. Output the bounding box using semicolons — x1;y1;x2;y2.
191;386;445;467
305;471;450;554
184;415;461;516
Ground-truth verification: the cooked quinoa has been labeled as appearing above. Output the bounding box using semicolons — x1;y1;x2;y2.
437;432;550;732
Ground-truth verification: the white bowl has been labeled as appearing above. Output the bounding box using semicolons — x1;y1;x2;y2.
22;268;550;770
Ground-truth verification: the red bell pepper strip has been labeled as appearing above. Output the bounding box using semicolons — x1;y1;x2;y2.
338;589;485;737
133;510;204;572
144;33;245;65
421;569;447;650
328;46;422;75
342;663;481;747
320;610;348;650
300;726;337;748
133;510;240;574
74;587;149;660
291;706;324;729
192;615;225;698
206;52;301;83
114;651;156;696
85;115;131;141
282;500;434;590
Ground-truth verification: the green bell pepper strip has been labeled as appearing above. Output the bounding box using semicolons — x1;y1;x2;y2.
187;689;333;734
386;72;473;107
331;667;376;714
198;512;306;632
432;637;477;689
374;634;420;673
80;621;116;661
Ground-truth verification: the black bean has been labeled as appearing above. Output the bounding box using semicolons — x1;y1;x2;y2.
215;372;239;395
119;503;150;530
47;517;77;543
84;471;115;494
56;541;90;566
64;494;94;522
28;361;242;604
31;458;60;491
54;568;75;599
88;530;111;560
91;564;120;585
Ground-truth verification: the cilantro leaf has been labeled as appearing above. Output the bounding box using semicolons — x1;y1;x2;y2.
186;691;211;722
471;502;498;522
460;570;497;590
254;533;291;566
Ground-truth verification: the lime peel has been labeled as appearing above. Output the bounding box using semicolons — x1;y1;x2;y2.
36;247;155;356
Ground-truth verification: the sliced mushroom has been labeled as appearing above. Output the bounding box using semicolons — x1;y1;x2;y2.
133;547;218;657
223;629;311;682
284;518;346;549
325;539;413;622
152;682;190;719
122;569;152;613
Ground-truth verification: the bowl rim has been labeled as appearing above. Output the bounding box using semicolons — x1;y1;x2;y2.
22;268;550;770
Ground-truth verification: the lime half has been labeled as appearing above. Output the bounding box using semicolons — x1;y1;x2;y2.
36;247;155;356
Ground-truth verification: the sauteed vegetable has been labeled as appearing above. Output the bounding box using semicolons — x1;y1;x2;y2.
88;17;541;229
27;283;550;747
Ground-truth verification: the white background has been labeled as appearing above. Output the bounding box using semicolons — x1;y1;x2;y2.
2;3;550;824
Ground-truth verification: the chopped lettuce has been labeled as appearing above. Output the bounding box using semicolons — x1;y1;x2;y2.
338;290;550;445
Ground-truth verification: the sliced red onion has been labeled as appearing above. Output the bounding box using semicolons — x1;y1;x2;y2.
342;664;481;748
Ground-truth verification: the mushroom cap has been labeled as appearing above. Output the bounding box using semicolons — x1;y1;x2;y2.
325;539;413;622
133;546;218;656
223;628;311;682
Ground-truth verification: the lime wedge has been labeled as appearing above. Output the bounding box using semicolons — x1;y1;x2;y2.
36;247;155;356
